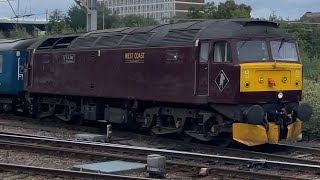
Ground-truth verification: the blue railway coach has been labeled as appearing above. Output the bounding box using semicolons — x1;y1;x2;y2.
0;39;37;112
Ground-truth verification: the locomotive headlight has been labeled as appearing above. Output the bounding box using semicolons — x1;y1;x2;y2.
282;77;287;83
245;82;250;88
295;80;299;87
278;92;284;99
259;77;264;83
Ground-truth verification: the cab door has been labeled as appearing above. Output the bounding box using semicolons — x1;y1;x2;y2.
209;40;235;104
195;42;210;96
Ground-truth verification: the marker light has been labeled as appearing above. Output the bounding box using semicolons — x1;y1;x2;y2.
278;92;284;99
259;77;264;83
245;82;250;88
282;77;287;83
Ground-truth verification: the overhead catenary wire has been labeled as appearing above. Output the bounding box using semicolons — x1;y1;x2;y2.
6;0;18;23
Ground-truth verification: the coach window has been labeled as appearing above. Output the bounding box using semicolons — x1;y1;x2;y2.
200;42;209;63
214;41;231;63
166;50;178;61
0;55;3;73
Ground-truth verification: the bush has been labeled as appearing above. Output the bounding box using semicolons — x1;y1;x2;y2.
0;31;5;39
302;79;320;140
302;55;320;82
9;27;32;39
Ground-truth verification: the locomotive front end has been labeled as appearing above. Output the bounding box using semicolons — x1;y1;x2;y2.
232;39;312;146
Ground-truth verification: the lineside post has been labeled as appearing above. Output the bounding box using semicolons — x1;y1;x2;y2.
74;0;97;31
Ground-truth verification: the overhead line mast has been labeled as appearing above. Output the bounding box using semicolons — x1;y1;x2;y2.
74;0;97;32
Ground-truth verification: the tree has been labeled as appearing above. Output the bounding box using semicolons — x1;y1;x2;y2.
9;26;32;39
66;5;86;31
97;4;119;29
46;9;74;35
0;31;5;39
66;4;157;30
188;0;251;19
113;15;159;28
269;11;284;21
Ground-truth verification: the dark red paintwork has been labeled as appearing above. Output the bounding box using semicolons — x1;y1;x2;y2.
25;40;301;106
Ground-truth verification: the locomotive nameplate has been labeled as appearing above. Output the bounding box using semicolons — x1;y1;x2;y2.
124;52;145;63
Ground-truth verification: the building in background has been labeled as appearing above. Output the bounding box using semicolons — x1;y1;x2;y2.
300;12;320;23
99;0;204;24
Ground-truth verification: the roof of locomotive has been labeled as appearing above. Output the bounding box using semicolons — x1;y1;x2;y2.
0;38;39;52
32;19;293;51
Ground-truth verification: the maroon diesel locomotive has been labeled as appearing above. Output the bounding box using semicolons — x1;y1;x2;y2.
24;19;311;146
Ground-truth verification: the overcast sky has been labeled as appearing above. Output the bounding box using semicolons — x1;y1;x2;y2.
0;0;319;20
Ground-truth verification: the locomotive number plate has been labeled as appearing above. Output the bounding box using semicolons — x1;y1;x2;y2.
63;54;76;63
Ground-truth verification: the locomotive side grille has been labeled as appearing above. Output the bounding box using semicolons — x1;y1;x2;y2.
95;35;125;48
163;29;199;44
38;38;60;50
120;33;154;46
70;37;98;49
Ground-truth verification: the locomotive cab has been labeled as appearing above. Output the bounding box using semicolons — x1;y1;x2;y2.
197;37;312;146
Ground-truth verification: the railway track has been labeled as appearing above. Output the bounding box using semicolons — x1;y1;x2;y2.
1;118;320;165
0;132;318;179
4;115;319;160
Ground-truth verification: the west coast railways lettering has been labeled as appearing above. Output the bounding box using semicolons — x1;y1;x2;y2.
125;52;145;63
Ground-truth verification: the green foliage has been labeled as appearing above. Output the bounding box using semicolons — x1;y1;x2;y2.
112;14;159;28
188;0;251;19
278;22;320;82
46;9;73;35
268;11;284;21
65;4;159;31
0;31;5;39
31;27;44;38
9;26;32;39
302;80;320;139
66;5;86;30
97;4;119;29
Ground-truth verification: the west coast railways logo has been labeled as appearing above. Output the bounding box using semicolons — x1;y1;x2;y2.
124;52;145;64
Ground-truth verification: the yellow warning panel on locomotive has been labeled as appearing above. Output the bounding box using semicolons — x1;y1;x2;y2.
232;123;268;146
267;122;280;144
240;62;302;92
287;120;302;141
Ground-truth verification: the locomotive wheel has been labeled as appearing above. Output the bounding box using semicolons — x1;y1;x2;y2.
178;132;192;142
150;131;159;138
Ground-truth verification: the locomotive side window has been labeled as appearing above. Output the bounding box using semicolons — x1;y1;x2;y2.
200;43;209;63
214;42;231;63
0;55;2;73
166;50;178;61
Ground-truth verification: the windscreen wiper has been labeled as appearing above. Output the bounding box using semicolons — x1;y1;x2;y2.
239;41;247;49
278;38;285;53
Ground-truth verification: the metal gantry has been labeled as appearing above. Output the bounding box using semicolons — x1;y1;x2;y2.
74;0;97;32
